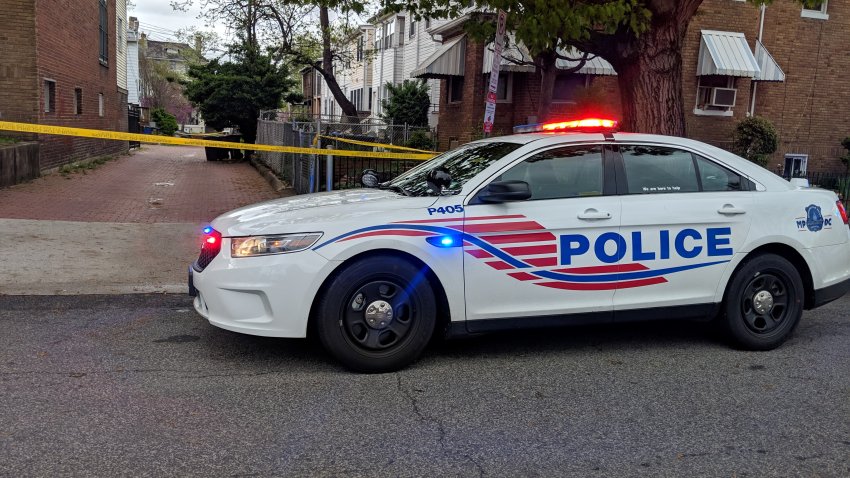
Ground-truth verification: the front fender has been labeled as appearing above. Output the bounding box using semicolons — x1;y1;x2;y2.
314;237;466;323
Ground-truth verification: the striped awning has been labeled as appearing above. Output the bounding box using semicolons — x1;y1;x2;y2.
482;40;616;76
411;35;466;78
754;40;785;82
697;30;761;77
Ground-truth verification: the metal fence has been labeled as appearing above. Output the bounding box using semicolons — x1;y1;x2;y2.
774;167;850;203
256;112;435;194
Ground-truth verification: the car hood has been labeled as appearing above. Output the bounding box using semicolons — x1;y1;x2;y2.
211;189;438;237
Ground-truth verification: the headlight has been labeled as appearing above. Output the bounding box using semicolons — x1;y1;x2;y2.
230;233;323;257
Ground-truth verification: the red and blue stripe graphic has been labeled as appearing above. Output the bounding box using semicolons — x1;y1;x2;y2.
313;214;729;290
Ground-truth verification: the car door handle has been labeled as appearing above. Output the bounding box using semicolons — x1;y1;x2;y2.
718;204;746;215
578;209;612;220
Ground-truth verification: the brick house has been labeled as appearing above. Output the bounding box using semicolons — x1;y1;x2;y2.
300;64;323;117
421;0;850;173
0;0;128;172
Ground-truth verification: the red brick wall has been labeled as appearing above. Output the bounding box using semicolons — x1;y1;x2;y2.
683;0;850;172
434;34;627;150
35;0;128;170
0;0;39;140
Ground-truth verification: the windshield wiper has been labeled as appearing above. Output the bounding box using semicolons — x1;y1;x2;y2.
380;183;413;197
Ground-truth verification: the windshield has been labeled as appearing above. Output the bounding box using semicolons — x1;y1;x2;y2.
382;142;523;196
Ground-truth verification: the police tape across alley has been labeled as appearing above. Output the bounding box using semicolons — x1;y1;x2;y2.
0;121;436;160
185;117;850;373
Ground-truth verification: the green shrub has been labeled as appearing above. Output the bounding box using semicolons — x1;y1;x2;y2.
732;116;778;167
406;130;435;151
151;108;179;136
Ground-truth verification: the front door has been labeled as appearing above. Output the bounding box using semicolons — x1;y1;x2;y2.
461;144;623;329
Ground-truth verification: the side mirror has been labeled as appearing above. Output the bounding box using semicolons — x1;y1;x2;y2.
479;180;532;203
426;167;452;195
361;169;379;188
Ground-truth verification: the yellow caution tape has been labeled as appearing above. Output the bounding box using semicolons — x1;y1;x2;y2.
0;121;435;161
317;134;437;154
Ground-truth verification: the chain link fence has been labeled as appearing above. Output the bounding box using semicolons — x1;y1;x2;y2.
256;110;436;194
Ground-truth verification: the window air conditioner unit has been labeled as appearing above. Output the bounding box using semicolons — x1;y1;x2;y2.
709;87;737;107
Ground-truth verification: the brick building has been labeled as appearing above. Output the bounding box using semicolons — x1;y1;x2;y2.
0;0;128;172
421;0;850;173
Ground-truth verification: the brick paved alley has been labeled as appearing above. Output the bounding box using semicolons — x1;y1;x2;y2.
0;144;284;295
0;145;280;223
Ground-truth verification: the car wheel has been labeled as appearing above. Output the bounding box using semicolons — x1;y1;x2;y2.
316;256;437;373
724;253;804;350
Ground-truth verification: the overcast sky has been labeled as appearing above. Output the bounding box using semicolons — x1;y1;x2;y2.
129;0;228;43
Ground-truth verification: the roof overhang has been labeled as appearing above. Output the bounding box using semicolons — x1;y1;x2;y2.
697;30;761;77
483;38;616;76
754;40;785;82
411;35;466;79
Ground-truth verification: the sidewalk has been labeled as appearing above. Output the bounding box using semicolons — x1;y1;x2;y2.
0;145;283;295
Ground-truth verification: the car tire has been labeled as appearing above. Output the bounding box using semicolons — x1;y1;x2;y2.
316;256;437;373
723;253;804;350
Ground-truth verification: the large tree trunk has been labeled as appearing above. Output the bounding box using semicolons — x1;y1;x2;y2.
536;51;558;123
614;19;687;136
319;6;358;121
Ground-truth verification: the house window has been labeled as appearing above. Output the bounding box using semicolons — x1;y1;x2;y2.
494;72;511;102
349;88;363;111
801;0;828;19
98;93;104;117
117;17;123;53
376;25;382;51
448;76;464;103
383;21;395;49
99;0;108;65
410;17;416;38
356;36;364;61
425;18;431;29
43;80;56;113
695;76;737;116
784;154;808;177
552;74;587;102
397;18;405;46
74;88;83;115
367;87;373;111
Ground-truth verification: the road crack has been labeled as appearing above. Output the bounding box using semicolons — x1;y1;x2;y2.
396;375;485;477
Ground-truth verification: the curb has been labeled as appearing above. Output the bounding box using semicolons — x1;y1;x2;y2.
250;158;292;195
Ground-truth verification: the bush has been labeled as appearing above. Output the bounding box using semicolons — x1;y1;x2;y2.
840;137;850;170
381;80;431;127
732;116;778;167
151;108;179;136
406;130;435;151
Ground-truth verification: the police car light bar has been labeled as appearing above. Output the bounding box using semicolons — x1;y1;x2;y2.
513;118;619;134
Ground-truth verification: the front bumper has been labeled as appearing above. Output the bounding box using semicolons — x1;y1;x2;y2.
189;247;335;338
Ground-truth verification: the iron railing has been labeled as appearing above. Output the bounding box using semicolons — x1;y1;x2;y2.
255;114;435;194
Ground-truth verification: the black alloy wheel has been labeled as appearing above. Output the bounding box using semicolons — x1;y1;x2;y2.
724;253;804;350
316;256;437;373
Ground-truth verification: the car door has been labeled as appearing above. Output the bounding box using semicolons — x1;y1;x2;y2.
460;144;622;330
613;143;754;314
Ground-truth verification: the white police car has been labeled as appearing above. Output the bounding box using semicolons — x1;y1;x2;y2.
189;119;850;372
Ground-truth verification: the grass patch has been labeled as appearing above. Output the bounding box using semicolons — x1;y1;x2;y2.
58;155;116;175
0;136;19;145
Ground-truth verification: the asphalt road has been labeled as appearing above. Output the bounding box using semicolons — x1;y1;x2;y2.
1;294;849;477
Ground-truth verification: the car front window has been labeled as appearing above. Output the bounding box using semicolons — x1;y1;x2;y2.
383;141;523;196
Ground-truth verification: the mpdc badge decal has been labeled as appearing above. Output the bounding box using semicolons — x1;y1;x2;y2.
796;204;831;232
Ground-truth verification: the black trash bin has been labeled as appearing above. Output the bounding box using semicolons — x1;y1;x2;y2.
201;134;243;161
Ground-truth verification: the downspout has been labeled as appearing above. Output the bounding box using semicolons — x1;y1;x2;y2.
749;4;767;116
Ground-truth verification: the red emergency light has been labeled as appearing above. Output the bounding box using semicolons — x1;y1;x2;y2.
513;117;619;134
